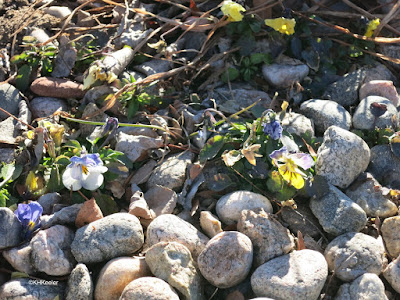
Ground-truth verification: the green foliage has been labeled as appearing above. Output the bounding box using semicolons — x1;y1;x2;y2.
0;162;22;207
74;38;99;73
352;127;393;148
11;36;57;91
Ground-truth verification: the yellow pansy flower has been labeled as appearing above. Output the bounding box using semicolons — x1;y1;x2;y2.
365;18;380;37
221;1;246;22
265;17;296;35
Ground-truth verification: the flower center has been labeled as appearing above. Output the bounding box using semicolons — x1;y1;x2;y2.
81;165;89;175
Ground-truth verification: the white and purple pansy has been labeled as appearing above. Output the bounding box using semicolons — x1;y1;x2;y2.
14;201;43;239
62;151;108;191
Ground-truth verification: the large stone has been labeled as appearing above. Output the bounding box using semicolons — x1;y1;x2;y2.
120;277;180;300
334;273;388;300
281;112;314;137
147;151;195;191
30;97;68;118
353;96;398;130
310;182;367;236
345;173;398;217
383;255;400;294
216;191;273;225
37;192;62;215
381;216;400;258
65;263;93;300
71;213;144;264
0;117;19;144
237;209;295;267
367;145;400;189
2;243;34;274
40;203;82;229
299;99;351;134
145;241;204;300
316;126;370;188
146;214;209;260
262;63;309;88
359;80;399;106
324;232;386;282
0;278;66;300
0;83;21;120
30;225;75;276
95;256;151;300
322;68;367;106
251;249;328;300
0;207;23;250
80;102;107;137
30;77;85;99
198;231;253;289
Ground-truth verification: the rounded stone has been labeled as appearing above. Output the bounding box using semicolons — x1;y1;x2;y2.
299;99;352;134
0;278;66;300
198;231;253;289
216;191;273;225
262;63;309;88
324;232;386;282
95;256;151;300
251;249;328;300
120;277;180;300
383;255;400;294
0;83;21;120
38;192;62;215
145;241;204;300
146;214;209;260
65;263;93;300
237;209;295;267
359;80;399;106
381;216;400;258
2;243;34;274
315;126;370;189
30;97;68;118
71;213;144;264
334;273;388;300
0;207;23;250
281;112;315;137
30;225;75;276
353;96;398;130
30;77;85;99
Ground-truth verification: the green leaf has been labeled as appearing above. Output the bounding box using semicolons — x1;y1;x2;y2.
1;163;15;180
47;166;64;192
0;192;6;207
22;35;36;44
94;193;118;216
41;58;53;76
11;272;29;279
221;67;239;83
10;53;28;64
199;135;225;163
15;64;32;91
63;140;82;152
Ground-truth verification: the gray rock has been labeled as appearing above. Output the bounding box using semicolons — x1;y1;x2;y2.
146;214;209;260
52;35;77;78
212;86;272;114
116;131;164;163
30;97;68;118
144;185;177;216
324;232;386;282
0;83;21;120
310;182;367;236
0;117;19;143
40;204;82;229
0;207;23;250
316;126;370;188
120;277;180;300
251;249;328;300
383;255;400;294
281;112;314;137
237;209;295;267
262;63;309;88
380;45;400;71
16;100;31;130
80;103;107;137
381;216;400;258
0;148;15;164
198;231;253;289
359;80;399;106
133;59;172;76
345;173;398;217
363;63;396;84
117;21;154;49
0;278;66;300
30;225;75;276
130;159;157;185
323;68;367;106
147;151;194;191
353;96;398;130
71;213;144;264
82;85;116;104
95;256;151;300
2;242;34;274
334;273;388;300
367;145;400;189
38;192;62;215
145;241;204;300
65;263;93;300
216;191;273;225
300;99;351;134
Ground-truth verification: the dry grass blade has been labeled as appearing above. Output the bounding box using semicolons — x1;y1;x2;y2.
373;0;400;36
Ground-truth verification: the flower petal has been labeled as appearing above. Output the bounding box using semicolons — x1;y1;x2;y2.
81;172;104;191
269;146;287;161
289;153;314;170
70;164;84;181
280;136;299;153
62;167;82;191
279;167;305;189
87;165;108;174
28;201;43;223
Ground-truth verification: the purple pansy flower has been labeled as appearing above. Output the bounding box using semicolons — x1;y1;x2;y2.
15;201;43;239
263;110;283;140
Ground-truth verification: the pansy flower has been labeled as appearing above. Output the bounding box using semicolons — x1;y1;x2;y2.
265;17;296;35
83;63;117;90
263;110;283;140
62;149;108;191
15;201;43;239
365;18;380;37
269;146;314;189
221;0;246;22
